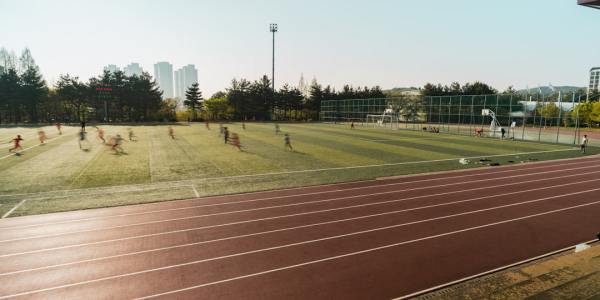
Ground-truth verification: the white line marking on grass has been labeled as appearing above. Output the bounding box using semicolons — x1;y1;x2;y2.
148;128;156;183
0;160;587;234
0;159;597;233
3;153;594;207
0;148;579;200
133;199;600;300
191;185;200;198
3;170;600;256
4;176;600;275
1;164;597;243
0;131;72;161
1;199;27;219
3;189;599;300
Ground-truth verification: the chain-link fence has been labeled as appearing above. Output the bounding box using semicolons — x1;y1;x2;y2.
320;93;593;146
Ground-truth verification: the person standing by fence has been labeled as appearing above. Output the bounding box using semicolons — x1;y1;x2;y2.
581;135;588;153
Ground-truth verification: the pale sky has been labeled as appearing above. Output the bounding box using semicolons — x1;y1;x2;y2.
1;0;599;96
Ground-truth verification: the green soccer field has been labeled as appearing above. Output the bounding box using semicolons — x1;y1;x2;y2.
0;122;594;217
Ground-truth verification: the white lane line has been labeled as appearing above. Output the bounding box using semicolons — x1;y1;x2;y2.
0;166;600;243
133;199;600;300
0;131;72;160
393;239;600;300
1;156;596;231
3;188;599;300
3;176;600;276
1;163;596;243
0;148;579;199
191;185;200;198
3;172;600;259
1;200;27;219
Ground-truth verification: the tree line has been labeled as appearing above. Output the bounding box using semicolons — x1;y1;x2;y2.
0;47;167;123
181;75;385;121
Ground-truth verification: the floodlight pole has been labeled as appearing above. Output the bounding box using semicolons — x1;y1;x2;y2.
270;23;278;91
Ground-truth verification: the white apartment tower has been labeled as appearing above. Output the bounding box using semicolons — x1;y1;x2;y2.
154;62;174;99
123;63;144;77
174;64;198;99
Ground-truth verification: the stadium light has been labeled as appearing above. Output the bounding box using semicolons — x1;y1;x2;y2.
270;23;278;91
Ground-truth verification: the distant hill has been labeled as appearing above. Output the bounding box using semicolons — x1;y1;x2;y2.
384;87;421;97
517;86;585;95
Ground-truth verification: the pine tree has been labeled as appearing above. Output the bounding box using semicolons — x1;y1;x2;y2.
184;83;202;120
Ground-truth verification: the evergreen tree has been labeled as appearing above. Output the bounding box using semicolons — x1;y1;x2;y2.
19;67;48;122
184;83;202;120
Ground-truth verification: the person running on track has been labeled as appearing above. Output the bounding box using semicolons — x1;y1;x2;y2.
581;134;588;153
96;126;106;143
168;126;175;139
38;128;47;145
9;135;24;153
351;121;355;129
284;133;293;151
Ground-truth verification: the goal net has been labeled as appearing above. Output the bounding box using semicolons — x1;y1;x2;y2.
366;114;398;128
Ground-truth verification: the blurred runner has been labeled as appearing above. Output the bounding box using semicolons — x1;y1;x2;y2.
128;128;137;141
284;133;293;151
223;127;229;144
78;129;90;150
38;128;47;145
9;135;24;154
111;134;124;153
230;132;242;151
275;123;281;135
55;122;62;135
168;126;175;139
96;126;106;143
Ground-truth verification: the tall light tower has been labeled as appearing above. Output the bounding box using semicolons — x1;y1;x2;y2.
270;23;278;91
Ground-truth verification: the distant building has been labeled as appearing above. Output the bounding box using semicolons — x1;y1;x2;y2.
103;64;119;74
154;62;174;99
174;64;198;99
123;63;144;77
590;67;600;92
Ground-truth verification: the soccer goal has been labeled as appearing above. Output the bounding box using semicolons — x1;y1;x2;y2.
366;108;399;128
481;109;503;136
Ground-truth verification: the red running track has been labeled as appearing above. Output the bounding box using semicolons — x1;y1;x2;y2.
1;155;600;299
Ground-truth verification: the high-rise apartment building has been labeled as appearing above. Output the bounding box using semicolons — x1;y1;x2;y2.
589;67;600;93
174;64;198;99
103;64;119;74
154;62;174;99
123;63;144;77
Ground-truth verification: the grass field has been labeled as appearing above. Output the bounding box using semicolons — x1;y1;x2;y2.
0;122;596;218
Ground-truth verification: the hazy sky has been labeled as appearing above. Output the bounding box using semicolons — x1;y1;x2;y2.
1;0;598;96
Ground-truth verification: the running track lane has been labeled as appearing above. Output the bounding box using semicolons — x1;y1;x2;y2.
1;156;600;299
